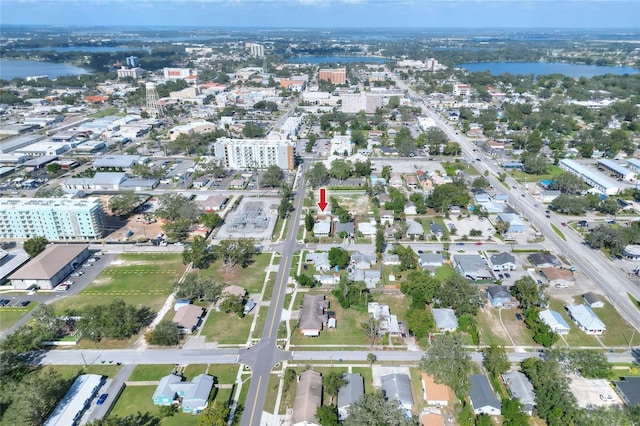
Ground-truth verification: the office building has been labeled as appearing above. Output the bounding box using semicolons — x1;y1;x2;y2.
213;138;295;170
246;42;265;58
163;67;197;80
0;198;106;241
319;68;347;85
340;93;383;114
117;67;144;79
126;56;140;68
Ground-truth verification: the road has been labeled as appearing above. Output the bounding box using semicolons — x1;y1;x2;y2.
392;73;640;333
238;163;308;426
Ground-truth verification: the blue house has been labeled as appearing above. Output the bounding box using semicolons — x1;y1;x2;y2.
153;373;214;413
487;285;519;308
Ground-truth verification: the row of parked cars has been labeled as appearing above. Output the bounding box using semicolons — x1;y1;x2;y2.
0;299;30;307
55;252;102;291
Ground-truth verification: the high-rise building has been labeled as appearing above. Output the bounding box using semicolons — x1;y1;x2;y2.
246;43;265;58
117;67;144;79
213;138;295;170
318;68;347;85
126;56;140;68
0;198;106;240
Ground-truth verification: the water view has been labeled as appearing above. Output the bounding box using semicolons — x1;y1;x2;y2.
0;59;88;80
18;46;150;53
457;61;639;78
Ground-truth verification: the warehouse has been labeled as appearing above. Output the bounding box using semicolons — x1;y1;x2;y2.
597;159;635;181
9;244;91;290
559;159;620;195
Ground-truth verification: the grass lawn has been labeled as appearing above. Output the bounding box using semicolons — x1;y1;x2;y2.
264;374;281;414
252;306;268;339
207;364;239;384
508;165;563;183
53;253;185;315
43;364;122;380
201;311;252;344
289;292;371;346
550;223;567;241
352;367;374;394
629;293;640;312
498;308;535;346
434;264;456;281
409;368;426;415
183;364;208;379
108;385;199;426
129;364;176;381
375;294;410;323
595;303;639;347
215;387;233;405
475;309;509;346
0;302;38;332
199;253;271;294
548;299;598;347
263;276;276;302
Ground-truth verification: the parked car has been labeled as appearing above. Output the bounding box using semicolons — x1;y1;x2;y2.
498;274;504;279
243;300;257;315
0;299;10;306
20;301;31;307
71;271;84;277
96;393;108;405
82;263;93;268
62;280;74;286
515;313;523;321
504;272;511;278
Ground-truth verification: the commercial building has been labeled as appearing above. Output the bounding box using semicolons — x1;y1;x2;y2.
168;121;216;141
340;93;383;114
627;158;640;172
45;374;105;426
0;198;105;241
9;244;91;290
597;159;635;181
318;68;347;85
163;67;197;80
117;67;144;79
453;84;471;97
0;134;46;154
93;154;144;169
126;56;140;67
246;42;265;58
559;159;620;195
453;254;493;281
0;249;30;284
212;138;295;170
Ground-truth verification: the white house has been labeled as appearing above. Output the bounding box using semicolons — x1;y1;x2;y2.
432;308;458;332
566;304;606;335
538;309;571;335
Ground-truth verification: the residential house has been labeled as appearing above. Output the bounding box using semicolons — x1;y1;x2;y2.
380;210;395;226
313;274;340;285
313;218;331;237
496;213;525;233
381;374;413;417
453;254;493;281
614;377;640;406
338;373;364;420
528;253;562;268
382;254;401;265
358;221;377;237
335;222;355;237
215;285;247;310
541;267;575;287
540;190;562;203
421;373;451;406
306;252;331;272
152;373;214;413
418;253;444;271
449;205;461;215
173;305;205;333
349;268;381;289
583;292;605;308
406;220;425;238
489;252;517;271
405;174;418;189
487;285;519;308
368;302;401;336
389;174;403;188
174;298;192;311
351;251;376;270
429;222;446;239
502;371;536;415
432;308;458;332
404;202;417;215
566;304;606;335
292;370;323;426
469;374;501;416
538;309;570;335
299;295;329;337
198;195;228;212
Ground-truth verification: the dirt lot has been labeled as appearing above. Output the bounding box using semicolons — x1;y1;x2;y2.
105;215;165;242
337;194;372;216
568;374;622;408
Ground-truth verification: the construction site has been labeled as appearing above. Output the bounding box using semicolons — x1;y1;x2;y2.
214;197;279;241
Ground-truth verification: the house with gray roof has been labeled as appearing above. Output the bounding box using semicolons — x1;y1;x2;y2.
469;374;501;416
382;253;401;265
335;221;355;237
313;218;331;237
453;254;493;281
487;285;519;308
614;377;640;406
419;253;444;270
351;251;376;270
349;268;381;289
528;253;562;268
292;370;323;426
430;222;446;238
566;304;606;335
496;213;525;233
489;252;517;271
93;154;143;169
406;220;424;237
306;252;331;272
538;309;570;334
299;294;328;337
432;308;458;332
583;292;605;308
338;373;364;420
502;371;535;415
381;374;413;416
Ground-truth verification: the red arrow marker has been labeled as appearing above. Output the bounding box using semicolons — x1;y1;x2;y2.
317;188;328;212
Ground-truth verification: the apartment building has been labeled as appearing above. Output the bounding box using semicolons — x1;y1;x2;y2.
340;93;383;114
318;68;347;85
0;198;106;240
246;42;265;58
212;138;295;170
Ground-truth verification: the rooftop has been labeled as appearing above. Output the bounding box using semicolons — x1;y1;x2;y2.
9;244;90;280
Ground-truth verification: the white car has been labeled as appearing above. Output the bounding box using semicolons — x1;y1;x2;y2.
62;280;74;286
55;284;70;291
173;242;184;246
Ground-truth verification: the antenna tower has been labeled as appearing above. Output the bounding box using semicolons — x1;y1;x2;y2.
145;82;164;118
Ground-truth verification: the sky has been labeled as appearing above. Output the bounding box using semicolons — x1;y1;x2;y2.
1;0;639;29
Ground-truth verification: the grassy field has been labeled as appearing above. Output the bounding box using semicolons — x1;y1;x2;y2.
289;292;371;346
508;165;563;183
207;364;240;384
129;364;176;381
548;299;599;347
43;364;123;380
434;264;456;281
0;302;38;332
199;253;271;294
53;253;185;315
409;368;426;415
183;364;208;379
264;374;281;414
594;302;639;347
475;308;509;346
375;293;410;323
108;385;199;426
201;311;252;344
252;306;268;338
629;293;640;312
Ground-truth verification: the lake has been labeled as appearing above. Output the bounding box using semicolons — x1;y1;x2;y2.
288;56;389;64
456;61;639;78
18;46;150;53
0;59;88;80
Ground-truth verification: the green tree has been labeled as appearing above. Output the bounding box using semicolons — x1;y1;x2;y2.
551;172;588;194
163;218;192;242
86;412;161;426
426;183;470;212
394;244;417;271
344;393;415;426
201;211;223;229
438;275;482;316
375;228;385;254
109;192;142;216
353;160;372;177
295;274;319;288
381;165;392;181
156;193;201;221
46;163;62;174
361;317;380;348
182;236;213;269
219;294;245;317
23;236;49;257
511;276;547;310
242;121;265;138
173;273;224;302
328;247;350;269
521;153;550;175
323;371;347;403
316;405;340;426
144;320;181;346
494;219;510;235
215;238;257;268
475;414;493;426
501;398;530;426
482;345;510;377
307;162;330;189
262;165;284;188
329;159;353;180
367;352;376;367
420;333;473;399
394;128;416;156
197;401;230;426
401;270;438;309
406;308;435;340
472;176;490;190
568;350;612;378
305;211;315;232
158;404;178;418
79;299;154;341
